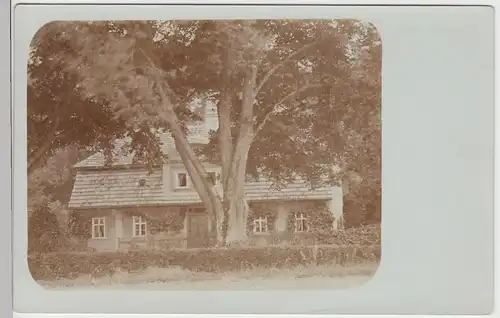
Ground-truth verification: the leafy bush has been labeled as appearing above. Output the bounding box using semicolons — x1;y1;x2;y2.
28;205;64;253
29;244;380;281
284;201;335;242
330;224;381;245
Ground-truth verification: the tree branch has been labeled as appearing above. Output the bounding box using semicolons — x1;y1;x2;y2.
218;37;236;191
253;41;320;100
139;48;177;105
139;47;223;208
240;65;258;125
253;83;322;138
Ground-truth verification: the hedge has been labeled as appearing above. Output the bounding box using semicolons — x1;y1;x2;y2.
29;244;380;281
330;224;381;245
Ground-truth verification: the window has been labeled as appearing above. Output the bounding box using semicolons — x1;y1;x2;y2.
138;178;146;187
253;216;268;234
294;212;308;232
91;217;106;238
176;172;188;188
132;216;147;237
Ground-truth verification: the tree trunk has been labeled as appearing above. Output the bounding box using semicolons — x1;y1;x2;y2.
221;65;257;246
163;108;225;243
225;191;249;245
218;96;233;246
224;131;253;245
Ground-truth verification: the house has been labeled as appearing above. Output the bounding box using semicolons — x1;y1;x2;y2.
67;105;344;252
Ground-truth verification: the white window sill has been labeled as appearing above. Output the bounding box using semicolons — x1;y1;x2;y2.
90;237;108;240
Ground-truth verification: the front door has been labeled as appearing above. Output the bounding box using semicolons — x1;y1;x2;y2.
187;212;209;248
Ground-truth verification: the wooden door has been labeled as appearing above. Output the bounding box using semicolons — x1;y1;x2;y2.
187;213;209;248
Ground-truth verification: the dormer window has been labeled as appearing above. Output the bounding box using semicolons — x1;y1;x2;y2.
138;178;146;187
176;172;188;188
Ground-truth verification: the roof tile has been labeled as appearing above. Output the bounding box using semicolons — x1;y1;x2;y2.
68;168;337;209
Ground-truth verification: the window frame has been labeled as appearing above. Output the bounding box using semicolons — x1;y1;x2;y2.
294;212;309;233
132;215;148;237
253;216;269;234
91;217;107;239
175;172;189;189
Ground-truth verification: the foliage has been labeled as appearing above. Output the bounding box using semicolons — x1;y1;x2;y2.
284;201;336;242
147;212;186;234
344;188;381;227
330;224;381;245
27;22;181;176
28;146;92;244
122;209;186;234
28;146;81;210
28;205;63;253
246;202;278;234
28;34;127;175
28;243;380;280
67;212;91;239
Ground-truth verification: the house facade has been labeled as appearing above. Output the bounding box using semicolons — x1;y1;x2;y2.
67;106;344;252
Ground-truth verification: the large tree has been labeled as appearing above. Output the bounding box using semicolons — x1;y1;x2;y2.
28;35;119;176
336;23;381;225
31;19;381;245
28;25;180;176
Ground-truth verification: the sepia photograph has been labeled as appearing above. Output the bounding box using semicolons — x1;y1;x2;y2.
27;19;381;290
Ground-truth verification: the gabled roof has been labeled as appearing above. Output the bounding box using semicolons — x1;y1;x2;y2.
68;168;337;209
68;168;165;208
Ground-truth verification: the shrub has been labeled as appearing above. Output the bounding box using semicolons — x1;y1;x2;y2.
330;224;381;245
28;244;380;281
28;205;63;253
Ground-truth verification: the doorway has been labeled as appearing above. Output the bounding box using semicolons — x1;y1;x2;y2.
187;211;210;248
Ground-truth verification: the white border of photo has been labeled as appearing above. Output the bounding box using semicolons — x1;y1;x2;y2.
8;0;497;316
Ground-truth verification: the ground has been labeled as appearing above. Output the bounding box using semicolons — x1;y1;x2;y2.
37;263;378;290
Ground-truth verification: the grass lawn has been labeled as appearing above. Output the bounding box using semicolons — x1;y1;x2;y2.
38;262;379;290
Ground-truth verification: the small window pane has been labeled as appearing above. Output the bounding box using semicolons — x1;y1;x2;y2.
294;213;308;232
92;217;106;238
98;225;105;237
133;216;147;237
253;216;268;233
178;173;187;187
